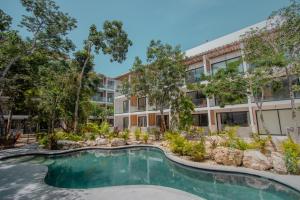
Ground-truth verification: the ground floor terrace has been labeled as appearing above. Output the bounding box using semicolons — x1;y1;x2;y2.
114;99;300;142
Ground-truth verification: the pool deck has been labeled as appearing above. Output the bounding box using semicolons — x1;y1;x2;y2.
1;144;300;200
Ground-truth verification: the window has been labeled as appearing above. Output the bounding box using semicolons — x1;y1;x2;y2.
220;112;249;127
123;117;129;129
193;114;208;126
138;116;147;127
123;100;129;113
186;66;205;84
211;57;243;75
263;76;300;101
107;93;114;103
186;91;207;107
138;97;146;111
107;80;115;89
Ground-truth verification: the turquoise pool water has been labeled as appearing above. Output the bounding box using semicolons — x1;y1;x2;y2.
39;148;300;200
28;148;300;199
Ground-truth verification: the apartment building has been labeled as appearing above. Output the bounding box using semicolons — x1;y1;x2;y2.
90;74;115;125
114;21;300;139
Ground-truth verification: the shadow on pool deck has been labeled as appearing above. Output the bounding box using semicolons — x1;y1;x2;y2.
0;159;201;200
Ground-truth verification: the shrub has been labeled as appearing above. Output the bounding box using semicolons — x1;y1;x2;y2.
169;134;187;155
55;131;83;142
82;122;100;134
99;121;111;136
249;133;271;152
151;128;161;140
142;133;149;143
221;126;249;150
134;128;141;141
282;137;300;174
38;134;48;146
190;137;206;161
121;129;130;142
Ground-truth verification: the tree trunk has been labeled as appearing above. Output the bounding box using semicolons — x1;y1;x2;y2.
5;109;12;136
285;67;297;120
159;107;167;133
73;46;91;133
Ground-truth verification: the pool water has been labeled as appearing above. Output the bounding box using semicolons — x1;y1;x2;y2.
22;148;300;199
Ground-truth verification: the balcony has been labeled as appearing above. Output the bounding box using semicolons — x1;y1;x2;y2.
191;98;207;108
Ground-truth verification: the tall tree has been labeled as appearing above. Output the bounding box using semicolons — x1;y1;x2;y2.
122;40;188;132
0;0;77;82
243;0;300;132
73;21;132;132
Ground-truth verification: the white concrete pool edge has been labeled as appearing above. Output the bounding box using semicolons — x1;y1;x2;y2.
1;144;300;192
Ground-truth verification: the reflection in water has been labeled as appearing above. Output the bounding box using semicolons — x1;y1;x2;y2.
42;148;300;200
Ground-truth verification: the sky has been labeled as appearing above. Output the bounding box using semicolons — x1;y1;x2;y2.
0;0;290;77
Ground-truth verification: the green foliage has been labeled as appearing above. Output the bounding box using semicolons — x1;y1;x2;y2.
169;133;187;155
249;133;271;152
55;131;83;142
134;128;141;141
121;129;130;142
190;137;206;161
82;122;100;134
0;9;12;31
186;127;205;139
122;40;186;132
151;127;161;140
165;131;206;161
142;133;149;143
99;121;110;136
282;137;300;174
177;95;195;131
221;127;249;150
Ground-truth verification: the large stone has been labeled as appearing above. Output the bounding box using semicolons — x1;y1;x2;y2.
206;136;226;146
85;140;96;146
213;147;243;166
57;140;81;150
95;138;109;146
243;150;272;171
271;152;287;174
111;138;126;147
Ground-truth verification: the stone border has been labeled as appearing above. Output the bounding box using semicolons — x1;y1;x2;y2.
1;144;300;193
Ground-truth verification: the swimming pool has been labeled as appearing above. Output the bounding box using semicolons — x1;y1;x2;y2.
8;147;300;200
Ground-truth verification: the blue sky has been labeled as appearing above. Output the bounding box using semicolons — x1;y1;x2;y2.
0;0;289;77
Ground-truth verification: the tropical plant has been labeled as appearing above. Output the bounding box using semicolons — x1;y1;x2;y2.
121;129;130;142
282;136;300;174
73;21;132;132
121;40;186;132
142;133;149;143
134;128;141;141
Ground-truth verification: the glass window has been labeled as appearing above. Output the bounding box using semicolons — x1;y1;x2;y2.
123;100;129;113
192;114;208;126
138;116;147;127
138;97;146;111
220;112;249;127
186;66;204;84
186;91;207;107
211;57;243;75
123;117;129;129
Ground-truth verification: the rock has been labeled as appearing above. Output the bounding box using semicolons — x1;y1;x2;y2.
271;152;287;174
111;138;126;147
206;135;226;146
243;150;272;171
213;147;243;166
95;138;109;146
85;140;96;146
57;140;81;150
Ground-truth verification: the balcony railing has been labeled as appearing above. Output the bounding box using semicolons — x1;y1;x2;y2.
192;98;207;108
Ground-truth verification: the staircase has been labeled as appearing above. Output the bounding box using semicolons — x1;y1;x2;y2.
15;134;37;147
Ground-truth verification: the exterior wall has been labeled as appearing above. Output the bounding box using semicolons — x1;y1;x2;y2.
113;22;300;142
